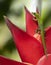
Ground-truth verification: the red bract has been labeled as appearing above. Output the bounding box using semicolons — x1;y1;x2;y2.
0;56;31;65
25;7;38;36
37;54;51;65
0;7;51;65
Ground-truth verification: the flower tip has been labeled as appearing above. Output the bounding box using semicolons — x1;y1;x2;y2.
3;16;11;29
24;6;26;9
3;16;8;22
24;6;28;11
3;15;9;24
3;15;7;19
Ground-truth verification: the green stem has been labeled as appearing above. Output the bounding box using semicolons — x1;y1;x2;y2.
39;23;47;56
33;13;47;56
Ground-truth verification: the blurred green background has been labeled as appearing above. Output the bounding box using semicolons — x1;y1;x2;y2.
0;0;51;62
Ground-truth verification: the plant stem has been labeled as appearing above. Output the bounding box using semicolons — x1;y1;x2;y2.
33;13;47;56
39;23;47;56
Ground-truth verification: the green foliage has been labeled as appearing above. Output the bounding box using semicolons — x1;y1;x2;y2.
3;38;16;53
0;0;12;21
0;38;16;55
43;10;51;29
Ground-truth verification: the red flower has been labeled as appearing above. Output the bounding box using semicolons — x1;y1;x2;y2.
0;7;51;65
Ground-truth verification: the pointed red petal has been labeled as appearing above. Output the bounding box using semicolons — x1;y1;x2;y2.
0;56;29;65
45;27;51;53
4;16;44;65
25;7;38;36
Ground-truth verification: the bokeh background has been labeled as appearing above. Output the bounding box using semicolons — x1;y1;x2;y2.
0;0;51;62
